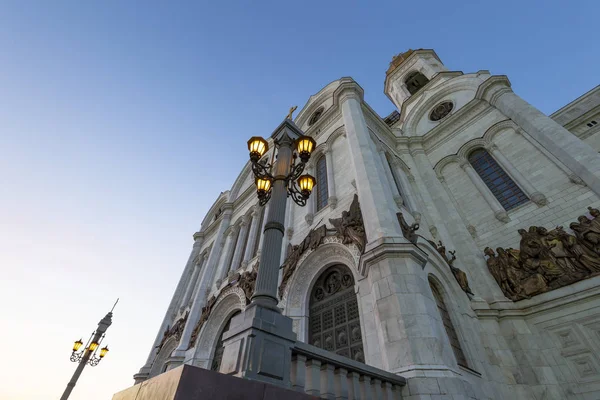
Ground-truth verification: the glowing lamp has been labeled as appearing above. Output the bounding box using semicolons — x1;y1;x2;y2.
88;342;99;352
255;178;272;195
99;346;109;358
247;137;269;162
297;174;315;198
296;136;316;163
72;339;83;352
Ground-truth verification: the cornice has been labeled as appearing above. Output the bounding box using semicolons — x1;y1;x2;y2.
474;75;512;104
333;78;365;105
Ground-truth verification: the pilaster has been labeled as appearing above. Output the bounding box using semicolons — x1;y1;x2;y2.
334;81;405;249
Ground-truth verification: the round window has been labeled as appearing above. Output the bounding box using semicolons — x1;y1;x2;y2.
308;107;325;126
429;101;454;121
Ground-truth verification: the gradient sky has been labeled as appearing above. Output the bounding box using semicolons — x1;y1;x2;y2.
1;1;598;399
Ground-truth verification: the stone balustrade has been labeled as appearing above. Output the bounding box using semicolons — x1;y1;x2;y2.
290;341;405;399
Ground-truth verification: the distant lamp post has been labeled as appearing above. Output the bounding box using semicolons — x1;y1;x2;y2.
60;300;117;400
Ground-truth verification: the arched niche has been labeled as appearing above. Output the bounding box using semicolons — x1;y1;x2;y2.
149;336;178;378
190;287;247;369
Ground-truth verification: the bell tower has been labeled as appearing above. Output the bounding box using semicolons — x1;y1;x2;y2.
384;48;447;110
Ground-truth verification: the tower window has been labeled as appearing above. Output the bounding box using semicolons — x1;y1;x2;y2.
316;155;329;211
468;148;528;211
587;120;598;128
404;71;429;95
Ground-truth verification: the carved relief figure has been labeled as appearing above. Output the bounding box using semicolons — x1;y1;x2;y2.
397;212;419;244
157;311;189;352
329;194;367;253
484;208;600;301
434;241;473;296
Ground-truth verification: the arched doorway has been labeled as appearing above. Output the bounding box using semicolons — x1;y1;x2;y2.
211;310;241;371
309;265;364;362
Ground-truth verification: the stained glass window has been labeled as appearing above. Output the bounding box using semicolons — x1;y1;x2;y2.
468;149;528;211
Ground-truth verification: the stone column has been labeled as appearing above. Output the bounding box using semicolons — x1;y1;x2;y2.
256;203;270;257
172;206;233;357
484;81;600;196
487;143;547;206
324;147;338;209
135;231;205;381
179;253;206;312
229;215;250;274
378;147;403;208
242;206;261;267
215;225;238;285
390;160;419;215
304;163;315;225
281;200;295;266
335;82;404;247
461;161;509;222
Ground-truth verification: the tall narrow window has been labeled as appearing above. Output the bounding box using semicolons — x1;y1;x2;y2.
405;71;429;95
211;311;241;371
429;279;468;368
316;155;329;211
468;149;528;211
309;265;364;363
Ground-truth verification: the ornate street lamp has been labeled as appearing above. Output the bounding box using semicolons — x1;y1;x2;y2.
245;112;316;310
247;134;316;207
60;300;117;400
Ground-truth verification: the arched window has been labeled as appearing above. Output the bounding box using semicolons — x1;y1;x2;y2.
309;265;364;362
429;279;467;368
468;149;528;211
316;155;329;211
211;311;241;371
404;71;429;95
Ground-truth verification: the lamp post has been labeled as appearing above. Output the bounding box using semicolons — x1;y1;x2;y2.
217;117;316;387
247;121;316;309
60;300;117;400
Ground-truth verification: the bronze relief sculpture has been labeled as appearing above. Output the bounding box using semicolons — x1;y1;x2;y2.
485;207;600;301
278;194;366;299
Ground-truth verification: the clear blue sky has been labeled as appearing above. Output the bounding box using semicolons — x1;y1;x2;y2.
1;1;597;399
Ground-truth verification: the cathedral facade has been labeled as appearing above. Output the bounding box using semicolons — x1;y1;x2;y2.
133;50;600;399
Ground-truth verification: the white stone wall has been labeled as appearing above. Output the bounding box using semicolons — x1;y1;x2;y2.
138;53;600;399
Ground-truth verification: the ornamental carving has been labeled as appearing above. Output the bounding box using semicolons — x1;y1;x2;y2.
429;101;454;121
157;311;188;352
328;194;367;253
396;212;473;296
485;207;600;301
433;241;473;296
188;266;257;349
397;212;419;244
278;195;366;299
311;265;355;302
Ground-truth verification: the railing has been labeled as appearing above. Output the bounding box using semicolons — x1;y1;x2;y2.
290;342;406;399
